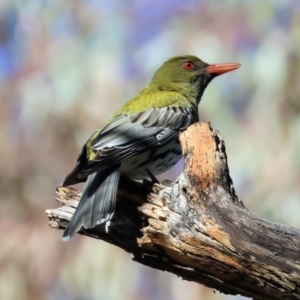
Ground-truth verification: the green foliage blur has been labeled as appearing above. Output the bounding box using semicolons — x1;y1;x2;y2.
1;1;300;299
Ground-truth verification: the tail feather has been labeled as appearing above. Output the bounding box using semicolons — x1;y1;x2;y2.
62;164;121;241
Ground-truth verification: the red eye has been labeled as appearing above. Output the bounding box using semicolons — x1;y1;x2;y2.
183;61;194;70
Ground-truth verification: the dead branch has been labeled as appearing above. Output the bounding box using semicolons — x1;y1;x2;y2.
46;122;300;300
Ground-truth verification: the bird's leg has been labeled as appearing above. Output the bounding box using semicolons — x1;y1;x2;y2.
145;169;159;184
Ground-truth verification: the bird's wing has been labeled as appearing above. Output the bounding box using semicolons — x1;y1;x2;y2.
77;106;197;178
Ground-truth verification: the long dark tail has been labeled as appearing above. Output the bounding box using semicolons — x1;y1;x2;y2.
62;164;121;241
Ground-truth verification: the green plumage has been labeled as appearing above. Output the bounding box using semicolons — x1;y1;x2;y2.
62;55;240;240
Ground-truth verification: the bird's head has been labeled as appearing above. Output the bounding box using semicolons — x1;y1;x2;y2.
150;55;241;104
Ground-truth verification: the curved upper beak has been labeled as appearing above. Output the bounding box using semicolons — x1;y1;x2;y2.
205;62;241;76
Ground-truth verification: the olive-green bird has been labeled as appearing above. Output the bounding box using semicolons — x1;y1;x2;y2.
62;55;240;240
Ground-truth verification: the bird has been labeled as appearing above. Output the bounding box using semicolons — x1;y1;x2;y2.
62;55;240;240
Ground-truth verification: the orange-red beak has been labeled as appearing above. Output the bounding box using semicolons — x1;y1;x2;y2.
205;62;241;76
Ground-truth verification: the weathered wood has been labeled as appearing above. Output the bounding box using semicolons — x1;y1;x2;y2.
46;122;300;300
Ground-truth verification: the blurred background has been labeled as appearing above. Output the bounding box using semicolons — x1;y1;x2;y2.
1;0;300;299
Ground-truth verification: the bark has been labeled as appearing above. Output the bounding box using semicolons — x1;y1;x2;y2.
46;122;300;300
